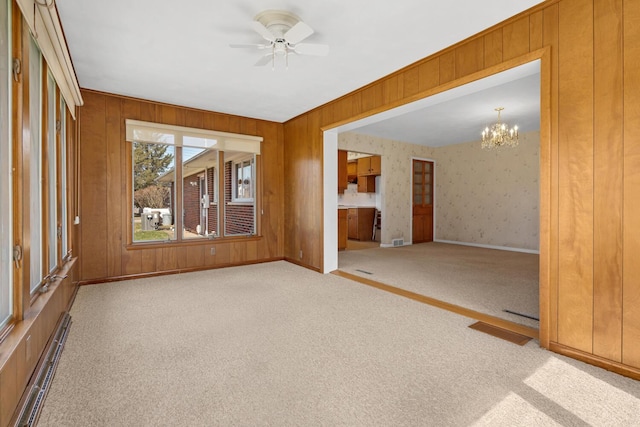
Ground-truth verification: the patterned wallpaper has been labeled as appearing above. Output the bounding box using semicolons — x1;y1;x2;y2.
339;133;435;245
338;131;540;250
434;131;540;250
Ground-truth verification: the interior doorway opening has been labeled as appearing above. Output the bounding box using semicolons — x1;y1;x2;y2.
322;53;549;340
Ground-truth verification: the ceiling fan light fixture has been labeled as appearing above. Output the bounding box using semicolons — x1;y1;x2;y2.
229;9;329;69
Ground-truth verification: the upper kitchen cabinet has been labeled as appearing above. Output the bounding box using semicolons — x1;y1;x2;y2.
357;155;381;176
338;150;348;193
347;161;357;182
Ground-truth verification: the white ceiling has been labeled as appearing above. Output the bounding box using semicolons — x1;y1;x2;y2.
56;0;544;127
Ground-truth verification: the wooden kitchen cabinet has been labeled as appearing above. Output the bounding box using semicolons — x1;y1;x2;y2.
357;175;376;193
347;161;357;182
347;207;375;241
357;155;381;176
338;150;348;193
338;209;348;250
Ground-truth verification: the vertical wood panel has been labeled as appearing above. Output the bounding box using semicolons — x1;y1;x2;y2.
503;16;531;60
185;110;203;129
418;58;439;92
622;0;640;367
361;84;383;112
438;51;455;84
557;0;594;353
483;28;503;68
382;75;401;105
140;248;156;272
455;38;484;78
186;246;204;268
106;97;123;278
307;110;323;267
593;0;623;362
158;246;178;271
530;11;544;50
403;66;420;98
79;93;108;279
0;352;18;427
543;2;560;345
215;243;230;266
122;248;141;275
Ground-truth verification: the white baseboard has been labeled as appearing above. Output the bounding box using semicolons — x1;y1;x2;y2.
433;239;540;254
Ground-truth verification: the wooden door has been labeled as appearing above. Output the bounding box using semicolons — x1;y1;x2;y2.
412;159;433;243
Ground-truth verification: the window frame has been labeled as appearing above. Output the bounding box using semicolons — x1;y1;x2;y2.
232;157;254;203
126;120;262;245
0;0;12;332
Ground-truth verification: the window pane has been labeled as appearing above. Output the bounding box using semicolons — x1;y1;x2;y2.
133;142;175;242
182;146;218;239
47;73;57;272
0;0;12;328
29;36;43;293
225;153;255;236
60;99;68;256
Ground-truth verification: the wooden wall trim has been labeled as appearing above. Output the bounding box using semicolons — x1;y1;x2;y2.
79;88;269;129
77;257;285;286
322;48;548;132
549;342;640;381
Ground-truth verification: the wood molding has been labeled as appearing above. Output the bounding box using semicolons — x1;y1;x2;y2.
332;270;540;340
77;257;285;286
322;48;548;132
284;257;322;273
549;342;640;381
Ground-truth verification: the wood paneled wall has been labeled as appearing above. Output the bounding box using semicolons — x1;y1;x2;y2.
283;0;640;377
77;90;285;283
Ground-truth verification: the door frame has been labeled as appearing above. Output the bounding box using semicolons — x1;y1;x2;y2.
410;157;436;244
321;48;551;348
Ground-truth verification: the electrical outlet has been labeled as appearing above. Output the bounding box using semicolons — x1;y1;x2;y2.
299;250;303;259
210;247;216;255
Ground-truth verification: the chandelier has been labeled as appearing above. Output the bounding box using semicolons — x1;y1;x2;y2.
481;107;519;149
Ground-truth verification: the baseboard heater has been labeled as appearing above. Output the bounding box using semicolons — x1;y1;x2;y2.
16;312;72;427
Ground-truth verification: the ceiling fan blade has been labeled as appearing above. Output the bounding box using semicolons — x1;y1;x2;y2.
250;21;275;42
254;54;273;66
284;21;314;44
229;43;268;49
294;43;329;56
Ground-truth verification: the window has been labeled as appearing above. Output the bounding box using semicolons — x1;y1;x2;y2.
0;0;12;329
60;98;68;258
233;158;253;202
127;120;261;242
46;72;57;272
29;35;43;294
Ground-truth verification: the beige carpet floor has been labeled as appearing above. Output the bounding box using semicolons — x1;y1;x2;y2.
38;261;639;426
339;242;539;328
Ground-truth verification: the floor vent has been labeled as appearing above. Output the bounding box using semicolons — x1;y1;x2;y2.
468;321;531;346
392;238;404;247
17;312;72;427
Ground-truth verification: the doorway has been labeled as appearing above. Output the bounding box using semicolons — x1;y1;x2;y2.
322;53;550;342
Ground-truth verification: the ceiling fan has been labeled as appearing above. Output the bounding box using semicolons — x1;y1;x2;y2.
229;10;329;69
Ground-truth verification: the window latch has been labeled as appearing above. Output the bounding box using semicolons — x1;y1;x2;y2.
12;58;21;82
13;244;23;269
